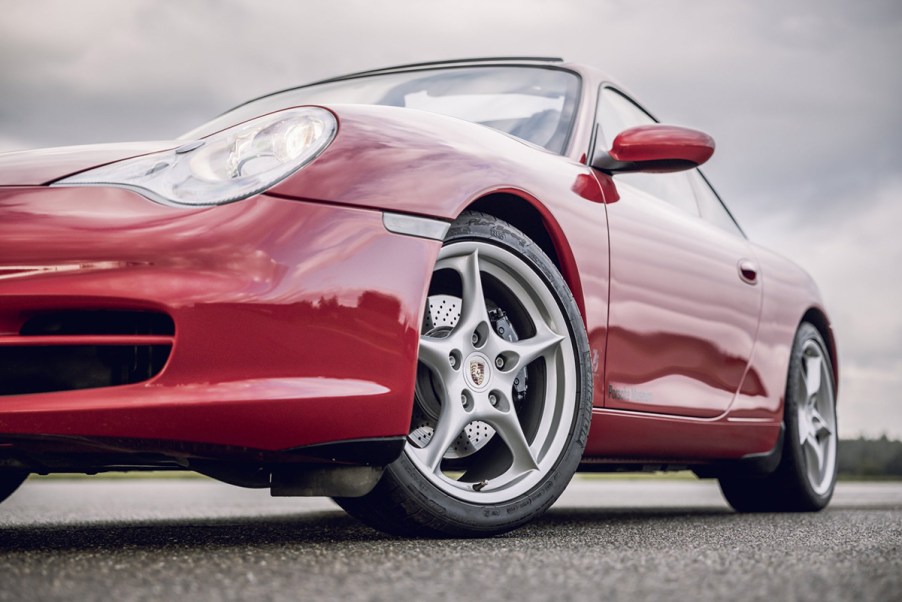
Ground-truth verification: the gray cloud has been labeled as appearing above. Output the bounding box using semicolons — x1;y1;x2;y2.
1;0;900;436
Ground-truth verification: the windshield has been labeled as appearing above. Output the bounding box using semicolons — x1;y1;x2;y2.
183;66;581;154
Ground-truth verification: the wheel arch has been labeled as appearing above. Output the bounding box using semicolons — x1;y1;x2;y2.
465;191;587;321
800;307;839;395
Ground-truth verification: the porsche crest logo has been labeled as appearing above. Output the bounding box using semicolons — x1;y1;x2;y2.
469;359;486;387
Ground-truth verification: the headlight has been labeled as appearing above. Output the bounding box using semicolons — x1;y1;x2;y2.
56;107;337;206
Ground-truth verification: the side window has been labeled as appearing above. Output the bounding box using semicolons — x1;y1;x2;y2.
689;170;744;237
596;88;699;216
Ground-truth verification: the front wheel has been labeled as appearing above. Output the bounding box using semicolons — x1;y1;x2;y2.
720;322;837;512
336;212;593;537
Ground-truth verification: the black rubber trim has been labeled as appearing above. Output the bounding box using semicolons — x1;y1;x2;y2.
693;423;785;478
0;434;406;473
736;422;785;474
281;436;406;466
590;150;699;174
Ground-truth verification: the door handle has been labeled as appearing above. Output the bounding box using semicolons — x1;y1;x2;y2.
738;259;758;285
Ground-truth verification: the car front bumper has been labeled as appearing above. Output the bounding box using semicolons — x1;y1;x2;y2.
0;186;440;454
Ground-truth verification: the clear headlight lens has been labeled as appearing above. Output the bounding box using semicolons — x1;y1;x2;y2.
57;107;336;206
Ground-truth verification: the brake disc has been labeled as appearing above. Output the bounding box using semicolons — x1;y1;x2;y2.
411;295;497;459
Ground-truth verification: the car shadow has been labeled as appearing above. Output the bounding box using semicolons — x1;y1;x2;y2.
524;505;736;533
0;505;738;552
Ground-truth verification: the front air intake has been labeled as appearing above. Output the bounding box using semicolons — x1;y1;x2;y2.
0;310;174;396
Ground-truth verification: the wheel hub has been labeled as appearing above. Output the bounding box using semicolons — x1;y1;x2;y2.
464;352;492;391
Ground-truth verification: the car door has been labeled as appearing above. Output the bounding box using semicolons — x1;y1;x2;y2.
597;87;762;418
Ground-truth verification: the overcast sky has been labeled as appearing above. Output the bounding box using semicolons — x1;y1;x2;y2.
1;0;900;438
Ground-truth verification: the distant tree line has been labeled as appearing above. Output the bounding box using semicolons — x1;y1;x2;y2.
838;436;902;477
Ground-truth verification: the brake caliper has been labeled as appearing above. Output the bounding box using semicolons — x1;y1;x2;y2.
488;307;528;403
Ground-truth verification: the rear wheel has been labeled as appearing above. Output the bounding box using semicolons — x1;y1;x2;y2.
336;212;592;537
0;470;28;505
720;322;837;512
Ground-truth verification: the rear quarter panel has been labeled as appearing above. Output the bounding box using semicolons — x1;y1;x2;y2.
729;244;836;419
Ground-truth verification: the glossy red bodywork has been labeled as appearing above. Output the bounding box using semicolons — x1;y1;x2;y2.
0;61;835;468
0;187;437;450
602;187;762;419
609;125;715;169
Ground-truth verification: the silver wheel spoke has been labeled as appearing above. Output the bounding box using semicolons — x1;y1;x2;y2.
804;355;822;399
485;403;539;474
417;403;470;473
797;406;809;445
419;335;453;376
503;323;565;372
804;434;825;474
455;250;490;334
811;407;832;439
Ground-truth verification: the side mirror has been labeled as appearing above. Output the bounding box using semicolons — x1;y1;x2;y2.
591;124;715;174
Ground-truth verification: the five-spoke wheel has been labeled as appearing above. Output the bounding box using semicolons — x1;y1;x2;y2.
720;322;837;512
408;241;577;504
335;212;592;536
796;337;837;496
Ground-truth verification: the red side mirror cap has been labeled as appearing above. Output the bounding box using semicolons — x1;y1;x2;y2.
591;124;715;174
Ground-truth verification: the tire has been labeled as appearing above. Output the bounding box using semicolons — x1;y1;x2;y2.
0;470;28;505
719;322;837;512
336;211;592;537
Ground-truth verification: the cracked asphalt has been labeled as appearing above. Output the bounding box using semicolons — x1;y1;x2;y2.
1;478;900;601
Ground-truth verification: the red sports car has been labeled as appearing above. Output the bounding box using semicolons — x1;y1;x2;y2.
0;58;838;536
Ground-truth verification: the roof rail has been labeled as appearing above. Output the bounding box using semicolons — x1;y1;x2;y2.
224;57;566;116
301;57;565;88
333;56;564;79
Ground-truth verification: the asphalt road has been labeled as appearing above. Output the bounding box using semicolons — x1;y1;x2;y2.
1;477;900;602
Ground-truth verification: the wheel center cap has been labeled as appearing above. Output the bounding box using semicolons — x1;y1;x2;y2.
464;352;492;392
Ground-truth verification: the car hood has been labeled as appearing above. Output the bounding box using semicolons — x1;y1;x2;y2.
0;141;178;186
